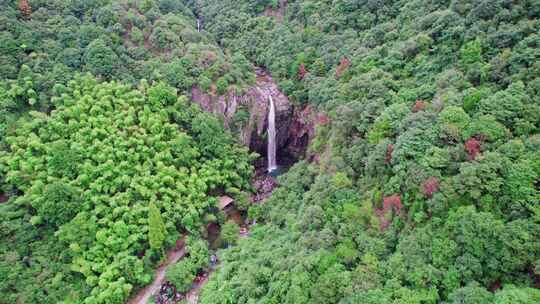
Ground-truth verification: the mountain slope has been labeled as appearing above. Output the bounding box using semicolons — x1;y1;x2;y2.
194;0;540;303
0;1;255;303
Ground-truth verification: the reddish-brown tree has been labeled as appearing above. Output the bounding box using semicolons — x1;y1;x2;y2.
379;217;391;231
317;112;329;125
385;144;394;165
465;137;481;160
298;63;308;80
335;57;351;78
18;0;32;18
376;195;402;231
412;100;426;112
382;195;402;214
421;177;439;198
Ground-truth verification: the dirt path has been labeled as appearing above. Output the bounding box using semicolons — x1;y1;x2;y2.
184;227;250;304
127;239;186;304
185;270;212;304
127;200;257;304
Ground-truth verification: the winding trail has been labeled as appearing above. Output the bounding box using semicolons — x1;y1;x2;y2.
184;227;250;304
185;267;215;304
125;210;256;304
127;239;186;304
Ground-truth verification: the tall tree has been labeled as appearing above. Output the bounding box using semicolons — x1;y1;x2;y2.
148;202;166;252
83;39;118;77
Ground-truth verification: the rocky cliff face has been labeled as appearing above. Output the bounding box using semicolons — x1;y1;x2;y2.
190;69;327;164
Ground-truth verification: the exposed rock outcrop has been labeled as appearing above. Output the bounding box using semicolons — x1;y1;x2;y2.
191;69;290;154
285;105;329;161
190;68;328;164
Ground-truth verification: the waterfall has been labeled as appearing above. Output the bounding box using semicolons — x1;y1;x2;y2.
197;19;201;32
267;95;277;172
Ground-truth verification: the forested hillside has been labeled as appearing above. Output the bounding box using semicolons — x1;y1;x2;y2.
194;0;540;303
1;0;539;304
0;0;255;145
0;1;254;303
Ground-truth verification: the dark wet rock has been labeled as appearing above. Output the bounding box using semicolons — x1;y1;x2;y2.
284;105;329;160
251;171;279;203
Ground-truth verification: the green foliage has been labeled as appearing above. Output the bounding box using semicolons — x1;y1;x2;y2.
367;118;391;144
0;75;252;303
493;285;540;304
220;221;239;247
165;235;211;293
463;87;491;113
83;39;118;77
368;103;411;144
1;0;539;303
0;1;253;302
148;202;166;252
130;27;144;45
37;181;81;227
447;282;493;304
194;0;540;303
460;39;483;66
216;77;229;95
166;259;197;293
439;106;470;135
186;236;210;271
0;0;254;104
478;81;526;131
464;115;508;141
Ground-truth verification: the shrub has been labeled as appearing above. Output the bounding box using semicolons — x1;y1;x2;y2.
165;259;196;293
220;221;239;247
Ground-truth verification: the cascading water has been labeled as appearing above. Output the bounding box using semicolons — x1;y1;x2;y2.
267;95;277;172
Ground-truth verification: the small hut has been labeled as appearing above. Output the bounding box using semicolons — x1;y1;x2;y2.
218;196;235;214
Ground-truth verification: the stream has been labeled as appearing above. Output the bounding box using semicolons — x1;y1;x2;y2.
267;94;277;172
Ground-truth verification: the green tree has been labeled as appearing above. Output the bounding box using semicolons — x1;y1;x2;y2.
440;106;471;139
447;282;493;304
148;202;166;252
494;285;540;304
35;181;81;227
220;221;239;247
83;39;118;77
186;236;210;270
460;39;483;66
165;259;196;293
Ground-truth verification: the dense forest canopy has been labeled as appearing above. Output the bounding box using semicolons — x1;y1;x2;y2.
0;0;539;304
193;0;540;303
0;74;254;303
0;0;255;145
0;1;255;303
